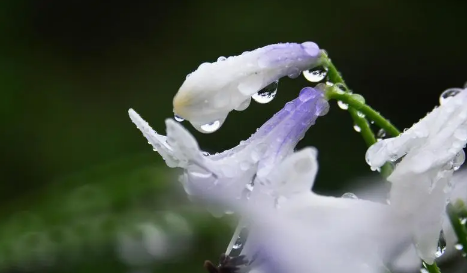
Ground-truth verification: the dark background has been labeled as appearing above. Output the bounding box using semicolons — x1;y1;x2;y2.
1;0;466;272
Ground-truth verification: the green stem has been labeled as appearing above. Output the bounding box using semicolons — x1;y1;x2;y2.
446;203;467;260
423;261;441;273
326;88;400;137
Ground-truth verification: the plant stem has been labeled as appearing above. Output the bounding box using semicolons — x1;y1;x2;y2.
446;203;467;260
423;261;441;273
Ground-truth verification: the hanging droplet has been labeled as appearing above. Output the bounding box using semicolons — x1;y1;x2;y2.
353;124;361;132
303;66;328;82
337;100;349;110
200;120;221;133
453;150;465;171
217;56;226;61
252;80;278;104
341;192;358;199
435;230;447;258
376;128;387;140
174;114;184;122
455;243;464;250
439;88;462;104
357;111;365;118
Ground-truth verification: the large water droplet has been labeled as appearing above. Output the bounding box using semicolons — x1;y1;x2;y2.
337;100;348;110
353;124;361;132
252;80;278;104
174;114;184;122
435;230;447;258
303;67;328;82
200;120;221;133
440;88;462;104
342;192;358;199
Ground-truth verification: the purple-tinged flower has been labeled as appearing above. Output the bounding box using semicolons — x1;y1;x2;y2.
129;87;329;215
172;42;322;133
366;87;467;264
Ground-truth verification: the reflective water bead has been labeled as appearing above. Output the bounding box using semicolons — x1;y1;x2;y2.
357;111;365;118
341;192;358;199
439;88;462;104
353;124;361;133
350;94;365;104
376;128;387;140
435;231;446;258
337;100;348;110
335;83;347;92
252;80;279;104
174;114;184;122
200;120;221;133
461;217;467;225
453;150;465;171
302;66;328;82
217;56;226;61
455;244;464;250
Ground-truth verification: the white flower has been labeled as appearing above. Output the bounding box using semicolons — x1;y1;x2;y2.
129;87;329;215
172;42;322;132
365;87;467;263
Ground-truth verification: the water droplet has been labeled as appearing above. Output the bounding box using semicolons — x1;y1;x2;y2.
377;129;387;140
453;150;465;171
357;111;365;118
440;88;462;104
353;124;361;132
186;72;192;79
335;83;347;92
252;81;278;104
200;121;221;133
202;151;210;156
232;240;242;249
235;98;251;111
350;94;365;104
217;56;226;61
287;68;301;79
420;269;429;273
174;114;184;122
455;243;464;250
303;66;328;82
337;100;348;110
435;230;446;258
342;192;358;199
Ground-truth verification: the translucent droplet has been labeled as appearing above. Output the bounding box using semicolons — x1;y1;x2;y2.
174;114;184;122
235;98;251;111
377;129;387;140
252;81;278;104
335;83;347;93
454;128;467;141
303;67;328;82
217;56;226;61
232;240;242;249
287;68;301;79
440;88;462;104
199;121;221;133
342;192;358;199
202;151;210;156
355;111;364;118
337;100;348;110
350;94;365;104
453;150;465;171
455;243;464;250
353;124;361;132
435;230;446;258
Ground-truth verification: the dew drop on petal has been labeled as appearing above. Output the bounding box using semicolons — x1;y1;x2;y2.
353;124;361;132
200;120;221;133
342;192;358;199
337;100;348;110
303;67;328;82
217;56;226;61
287;67;301;79
174;114;184;122
454;128;467;141
453;150;465;171
440;88;462;104
202;151;210;156
435;230;447;258
376;128;387;140
455;244;464;250
252;80;278;104
235;98;252;111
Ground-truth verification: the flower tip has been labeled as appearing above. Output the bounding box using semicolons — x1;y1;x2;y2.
301;42;320;58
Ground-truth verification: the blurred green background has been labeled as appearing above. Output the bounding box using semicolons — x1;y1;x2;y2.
1;0;467;272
